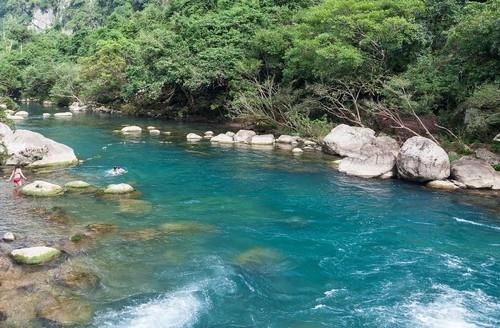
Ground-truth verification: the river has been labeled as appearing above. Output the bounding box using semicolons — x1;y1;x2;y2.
1;104;499;327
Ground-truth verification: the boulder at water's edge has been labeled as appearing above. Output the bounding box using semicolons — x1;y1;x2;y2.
396;136;450;182
10;246;61;264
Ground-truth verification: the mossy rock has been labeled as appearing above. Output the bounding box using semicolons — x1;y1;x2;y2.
36;293;93;326
10;246;61;265
21;181;64;197
103;183;134;194
56;270;100;290
64;181;91;189
121;228;163;241
234;247;284;272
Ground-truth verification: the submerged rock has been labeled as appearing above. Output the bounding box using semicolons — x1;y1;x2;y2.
10;246;61;265
396;136;450;182
160;222;213;234
119;199;153;214
121;228;162;241
36;293;93;326
21;181;64;197
3;130;78;167
103;183;134;194
86;223;118;235
251;134;275;145
451;158;497;189
55;270;100;291
234;247;284;272
64;180;91;189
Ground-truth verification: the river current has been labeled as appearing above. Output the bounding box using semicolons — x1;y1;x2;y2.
1;105;499;327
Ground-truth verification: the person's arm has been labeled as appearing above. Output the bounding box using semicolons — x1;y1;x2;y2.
7;170;14;181
20;170;27;179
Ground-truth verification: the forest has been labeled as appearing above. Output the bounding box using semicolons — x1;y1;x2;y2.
0;0;498;145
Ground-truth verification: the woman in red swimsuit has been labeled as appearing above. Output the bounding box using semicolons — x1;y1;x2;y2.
8;165;27;187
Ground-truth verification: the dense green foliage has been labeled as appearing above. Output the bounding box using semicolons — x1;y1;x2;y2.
0;0;498;141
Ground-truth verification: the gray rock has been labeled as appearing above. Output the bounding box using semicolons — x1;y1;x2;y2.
323;124;375;157
396;136;450;182
475;148;500;166
339;153;396;178
186;133;202;141
426;180;459;191
451;158;496;189
251;134;275;145
234;130;256;143
3;130;77;167
2;232;15;242
277;135;299;144
210;133;234;144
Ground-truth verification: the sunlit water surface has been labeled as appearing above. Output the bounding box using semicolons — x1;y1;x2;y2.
1;105;499;327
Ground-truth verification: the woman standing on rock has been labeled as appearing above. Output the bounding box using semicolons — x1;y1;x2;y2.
8;165;27;187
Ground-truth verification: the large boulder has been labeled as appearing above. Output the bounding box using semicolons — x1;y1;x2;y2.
0;122;12;139
210;133;234;144
323;124;376;157
103;183;134;194
396;136;450;182
251;134;275;145
234;130;256;143
10;246;61;264
338;153;396;178
3;130;77;167
21;181;64;197
14;111;29;118
451;158;496;189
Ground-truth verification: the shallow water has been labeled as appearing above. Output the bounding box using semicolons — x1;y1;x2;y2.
1;105;499;327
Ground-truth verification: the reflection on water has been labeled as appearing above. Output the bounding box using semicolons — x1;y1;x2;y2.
0;104;499;327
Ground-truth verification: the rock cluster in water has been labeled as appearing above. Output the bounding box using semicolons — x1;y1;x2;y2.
322;124;500;191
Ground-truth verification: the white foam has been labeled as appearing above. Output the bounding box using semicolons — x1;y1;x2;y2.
98;291;203;328
404;285;500;328
453;217;500;231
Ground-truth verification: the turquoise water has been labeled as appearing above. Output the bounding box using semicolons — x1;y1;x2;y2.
2;105;500;327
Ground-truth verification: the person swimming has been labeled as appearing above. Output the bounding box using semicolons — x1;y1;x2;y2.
8;165;27;187
107;166;127;176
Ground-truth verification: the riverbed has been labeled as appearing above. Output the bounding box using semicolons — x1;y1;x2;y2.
1;104;499;327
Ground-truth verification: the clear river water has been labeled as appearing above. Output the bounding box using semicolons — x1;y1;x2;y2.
1;104;499;328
